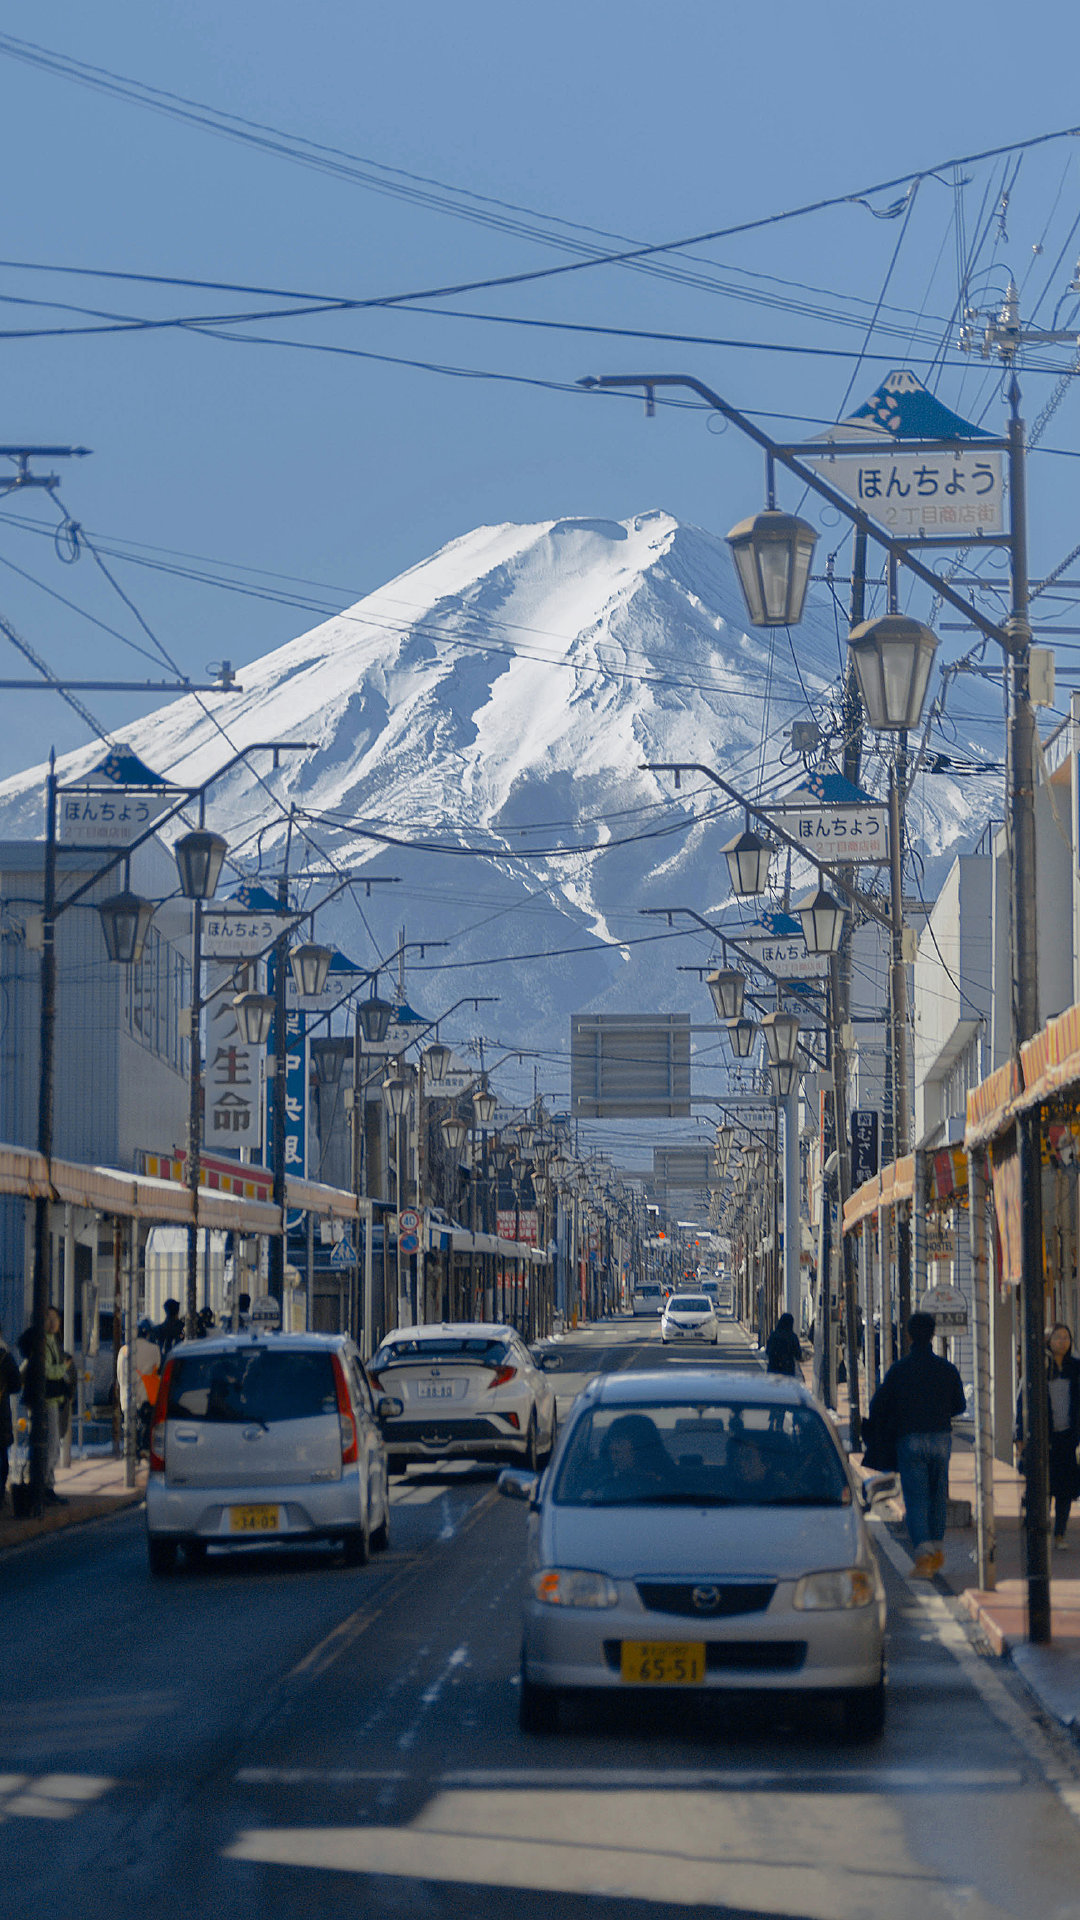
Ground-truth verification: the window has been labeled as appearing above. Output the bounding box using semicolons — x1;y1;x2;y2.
553;1402;850;1509
372;1337;509;1368
166;1347;337;1423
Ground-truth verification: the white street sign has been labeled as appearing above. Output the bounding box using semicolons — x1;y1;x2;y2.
202;909;299;960
765;804;888;864
738;936;829;980
805;446;1005;539
59;786;175;847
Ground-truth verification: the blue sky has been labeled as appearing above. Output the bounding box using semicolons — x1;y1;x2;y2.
1;1;1079;778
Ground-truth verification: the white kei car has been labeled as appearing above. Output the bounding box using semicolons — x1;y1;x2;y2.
369;1323;560;1472
660;1292;720;1345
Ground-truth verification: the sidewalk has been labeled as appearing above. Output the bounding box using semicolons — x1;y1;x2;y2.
748;1325;1080;1737
0;1454;145;1552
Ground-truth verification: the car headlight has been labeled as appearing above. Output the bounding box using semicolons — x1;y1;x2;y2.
530;1568;619;1608
793;1567;876;1610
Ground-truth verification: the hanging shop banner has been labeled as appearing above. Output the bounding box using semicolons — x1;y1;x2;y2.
766;772;888;865
204;964;263;1154
850;1110;880;1190
739;912;829;982
497;1210;539;1246
58;748;179;847
266;952;307;1180
989;1133;1022;1286
919;1279;968;1329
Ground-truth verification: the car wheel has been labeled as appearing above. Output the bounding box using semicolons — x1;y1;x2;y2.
342;1518;370;1567
712;1332;719;1345
387;1455;407;1477
184;1540;208;1570
147;1536;177;1577
519;1671;560;1734
524;1414;539;1473
538;1407;558;1467
371;1491;391;1552
839;1680;886;1742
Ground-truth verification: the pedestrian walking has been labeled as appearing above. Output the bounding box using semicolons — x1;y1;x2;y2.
1015;1322;1080;1549
17;1305;72;1504
0;1325;22;1507
156;1299;185;1358
117;1319;162;1457
765;1311;803;1377
864;1310;966;1578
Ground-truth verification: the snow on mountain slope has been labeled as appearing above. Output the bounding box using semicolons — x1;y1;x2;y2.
0;510;998;1064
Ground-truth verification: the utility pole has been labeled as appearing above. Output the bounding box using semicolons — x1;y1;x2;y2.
27;753;57;1514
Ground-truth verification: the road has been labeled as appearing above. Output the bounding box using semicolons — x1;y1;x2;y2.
5;1319;1080;1919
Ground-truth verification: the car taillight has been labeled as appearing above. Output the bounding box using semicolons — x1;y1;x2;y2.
368;1370;383;1392
487;1365;517;1390
148;1359;174;1473
331;1352;359;1465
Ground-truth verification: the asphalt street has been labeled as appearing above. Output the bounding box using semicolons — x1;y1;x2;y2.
5;1320;1080;1919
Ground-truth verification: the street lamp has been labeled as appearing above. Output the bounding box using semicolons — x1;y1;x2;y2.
761;1010;800;1066
289;940;332;1000
707;967;745;1022
848;613;940;732
423;1041;452;1085
382;1076;410;1121
797;886;846;956
310;1033;351;1085
725;508;818;628
723;826;774;897
473;1087;497;1128
174;828;227;901
727;1017;758;1058
441;1114;468;1155
97;889;155;966
232;989;275;1047
769;1060;800;1098
357;993;394;1046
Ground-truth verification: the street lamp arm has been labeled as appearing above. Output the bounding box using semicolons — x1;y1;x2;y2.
642;764;892;932
582;373;1020;658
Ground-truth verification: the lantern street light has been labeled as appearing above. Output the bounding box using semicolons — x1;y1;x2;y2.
233;989;275;1047
798;885;846;956
761;1009;801;1067
769;1060;800;1098
423;1041;452;1086
725;506;818;628
473;1086;497;1128
310;1033;351;1086
727;1017;758;1059
382;1076;410;1122
289;940;332;1000
97;889;155;966
173;828;227;902
723;826;774;898
441;1114;469;1155
357;993;394;1047
707;967;746;1022
848;612;940;733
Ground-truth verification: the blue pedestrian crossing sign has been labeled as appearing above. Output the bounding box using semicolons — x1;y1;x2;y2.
330;1236;357;1267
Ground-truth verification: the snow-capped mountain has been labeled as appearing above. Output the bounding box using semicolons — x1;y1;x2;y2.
0;510;998;1079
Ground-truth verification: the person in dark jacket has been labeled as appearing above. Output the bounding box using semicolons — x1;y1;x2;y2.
156;1299;185;1358
1015;1322;1080;1548
0;1325;22;1506
865;1310;966;1578
765;1312;803;1376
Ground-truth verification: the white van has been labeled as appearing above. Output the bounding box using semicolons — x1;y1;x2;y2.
631;1282;665;1316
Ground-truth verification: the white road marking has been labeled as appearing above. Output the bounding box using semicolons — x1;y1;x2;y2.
233;1764;1024;1790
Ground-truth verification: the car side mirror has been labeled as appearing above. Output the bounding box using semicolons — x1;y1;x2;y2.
377;1395;404;1420
860;1471;898;1511
497;1467;539;1503
536;1352;562;1371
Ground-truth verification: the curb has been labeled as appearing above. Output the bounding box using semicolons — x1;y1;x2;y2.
0;1488;144;1554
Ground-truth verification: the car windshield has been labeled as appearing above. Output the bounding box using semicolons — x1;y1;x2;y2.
668;1296;710;1312
552;1401;850;1508
372;1337;509;1368
636;1287;661;1296
166;1348;337;1424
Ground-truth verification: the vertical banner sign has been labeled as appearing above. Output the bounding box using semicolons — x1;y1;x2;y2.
204;963;264;1153
850;1110;880;1191
266;953;308;1184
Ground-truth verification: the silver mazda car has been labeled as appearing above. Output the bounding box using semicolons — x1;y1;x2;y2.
500;1369;893;1740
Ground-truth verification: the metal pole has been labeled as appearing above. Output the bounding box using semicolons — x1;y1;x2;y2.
268;886;289;1303
28;752;58;1514
61;1203;74;1468
783;1084;800;1323
889;744;913;1352
968;1148;997;1590
305;1209;314;1334
185;895;203;1339
123;1220;137;1490
1006;377;1051;1643
831;959;862;1451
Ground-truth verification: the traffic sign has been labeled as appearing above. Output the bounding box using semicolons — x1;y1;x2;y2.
330;1236;357;1268
399;1209;420;1233
399;1231;420;1254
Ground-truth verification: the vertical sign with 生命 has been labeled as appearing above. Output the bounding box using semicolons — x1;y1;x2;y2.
204;964;263;1153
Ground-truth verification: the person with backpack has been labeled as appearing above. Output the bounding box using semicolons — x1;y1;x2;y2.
865;1310;966;1578
765;1311;803;1377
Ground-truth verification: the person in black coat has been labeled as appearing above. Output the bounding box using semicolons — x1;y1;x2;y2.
1016;1323;1080;1548
765;1312;803;1376
864;1310;965;1578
